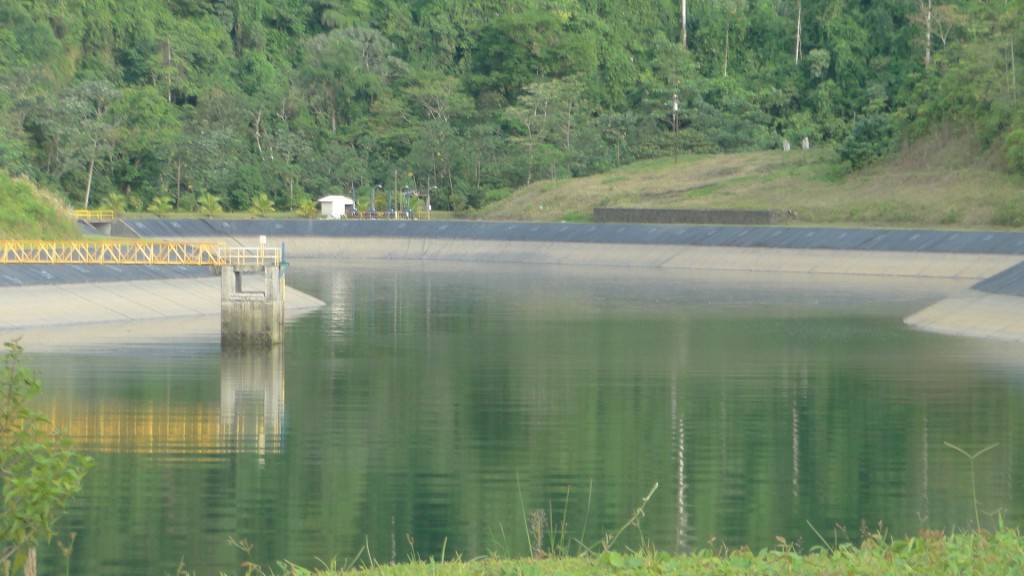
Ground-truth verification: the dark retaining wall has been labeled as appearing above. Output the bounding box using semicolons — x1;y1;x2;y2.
0;263;210;287
119;219;1024;297
593;208;790;225
117;219;1024;255
973;261;1024;297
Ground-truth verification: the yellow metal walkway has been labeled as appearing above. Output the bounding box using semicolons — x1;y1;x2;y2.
0;240;281;267
73;209;115;222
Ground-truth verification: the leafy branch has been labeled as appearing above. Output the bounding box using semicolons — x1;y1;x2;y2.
0;340;93;575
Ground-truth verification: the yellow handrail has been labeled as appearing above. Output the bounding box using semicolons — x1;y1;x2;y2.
1;240;216;266
73;210;115;221
224;246;281;267
0;240;282;267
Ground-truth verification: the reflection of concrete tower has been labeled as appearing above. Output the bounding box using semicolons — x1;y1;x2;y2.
668;327;691;553
922;412;929;520
675;404;688;552
671;358;689;552
220;345;285;456
782;354;808;500
792;365;806;499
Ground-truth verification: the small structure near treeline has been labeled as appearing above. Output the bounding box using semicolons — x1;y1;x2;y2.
317;195;356;219
782;137;811;152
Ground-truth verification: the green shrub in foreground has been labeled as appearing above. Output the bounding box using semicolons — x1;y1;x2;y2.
1;341;92;575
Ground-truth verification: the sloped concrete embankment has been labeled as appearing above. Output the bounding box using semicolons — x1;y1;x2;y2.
0;222;326;342
115;218;1024;342
905;261;1024;342
0;276;325;348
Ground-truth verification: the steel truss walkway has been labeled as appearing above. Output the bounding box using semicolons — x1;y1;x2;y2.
0;240;281;268
73;209;115;222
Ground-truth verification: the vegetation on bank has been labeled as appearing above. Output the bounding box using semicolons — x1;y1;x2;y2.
0;171;80;240
1;0;1022;217
0;341;92;576
173;528;1024;575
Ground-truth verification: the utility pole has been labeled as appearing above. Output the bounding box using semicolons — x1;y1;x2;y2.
673;93;679;163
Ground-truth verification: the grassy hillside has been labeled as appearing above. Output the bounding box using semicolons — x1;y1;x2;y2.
474;130;1024;229
0;171;81;240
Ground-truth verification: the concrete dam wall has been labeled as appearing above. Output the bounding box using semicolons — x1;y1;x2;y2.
119;218;1024;343
116;217;1024;283
4;218;1024;343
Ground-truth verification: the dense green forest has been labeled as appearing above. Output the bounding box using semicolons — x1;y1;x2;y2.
0;0;1020;214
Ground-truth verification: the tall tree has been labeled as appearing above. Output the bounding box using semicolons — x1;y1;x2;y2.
298;27;401;133
108;85;181;203
919;0;933;67
795;0;802;64
316;0;371;30
504;85;552;186
166;127;215;206
229;0;267;54
266;126;311;208
404;71;474;192
470;11;597;104
682;0;688;48
691;0;750;78
62;80;121;208
503;79;592;184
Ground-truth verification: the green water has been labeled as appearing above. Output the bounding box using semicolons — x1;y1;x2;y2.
28;261;1024;574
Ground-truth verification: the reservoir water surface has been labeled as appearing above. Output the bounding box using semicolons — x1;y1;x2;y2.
28;260;1024;574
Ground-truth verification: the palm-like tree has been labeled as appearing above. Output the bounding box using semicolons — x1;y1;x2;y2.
99;193;128;216
249;193;276;217
296;198;319;219
146;195;174;218
197;193;223;217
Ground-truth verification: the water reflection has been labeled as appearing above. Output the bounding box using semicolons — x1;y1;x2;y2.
25;263;1024;575
45;397;222;454
220;346;285;456
45;346;285;456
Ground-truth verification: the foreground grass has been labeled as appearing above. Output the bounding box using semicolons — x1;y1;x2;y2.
474;129;1024;229
221;529;1024;576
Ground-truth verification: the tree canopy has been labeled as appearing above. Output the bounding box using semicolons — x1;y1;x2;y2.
0;0;1021;212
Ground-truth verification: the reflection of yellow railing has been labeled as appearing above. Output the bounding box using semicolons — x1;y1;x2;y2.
0;241;281;267
42;400;281;455
73;209;115;221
